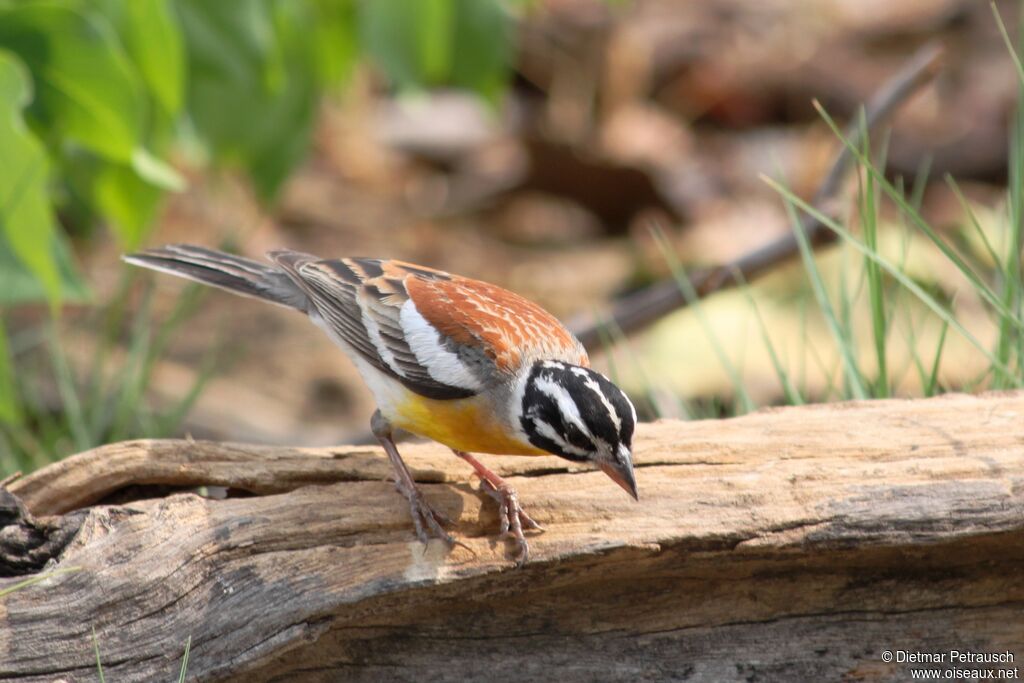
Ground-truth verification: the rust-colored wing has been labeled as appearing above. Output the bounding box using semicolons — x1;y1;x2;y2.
268;252;587;400
403;269;588;376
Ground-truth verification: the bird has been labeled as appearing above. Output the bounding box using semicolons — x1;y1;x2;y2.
124;244;638;563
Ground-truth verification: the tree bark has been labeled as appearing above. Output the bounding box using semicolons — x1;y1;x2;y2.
1;392;1023;682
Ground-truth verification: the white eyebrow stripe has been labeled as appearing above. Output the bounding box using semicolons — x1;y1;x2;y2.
398;299;483;391
533;418;589;456
533;375;594;441
577;371;622;432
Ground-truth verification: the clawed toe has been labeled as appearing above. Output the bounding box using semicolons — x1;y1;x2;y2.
376;415;463;551
479;479;543;565
398;483;455;546
452;450;545;566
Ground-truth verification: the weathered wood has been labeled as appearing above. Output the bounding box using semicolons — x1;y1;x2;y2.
1;392;1023;682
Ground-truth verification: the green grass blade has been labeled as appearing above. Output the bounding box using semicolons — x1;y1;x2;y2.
908;155;933;213
735;270;803;405
926;318;950;396
763;174;1020;383
108;287;154;442
996;111;1023;388
813;101;1024;334
10;369;56;471
858;111;888;397
47;323;90;452
86;271;135;440
992;1;1024;85
0;319;21;425
0;565;81;598
781;189;867;399
993;1;1024;387
178;635;192;683
93;626;106;683
603;311;693;420
155;345;218;437
651;228;756;413
945;174;1005;276
901;304;930;393
140;283;205;387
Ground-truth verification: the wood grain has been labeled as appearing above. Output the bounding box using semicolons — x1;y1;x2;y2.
1;392;1023;682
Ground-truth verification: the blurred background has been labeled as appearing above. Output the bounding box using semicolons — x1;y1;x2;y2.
1;0;1022;476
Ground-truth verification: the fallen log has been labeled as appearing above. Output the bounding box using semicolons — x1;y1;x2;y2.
1;391;1023;682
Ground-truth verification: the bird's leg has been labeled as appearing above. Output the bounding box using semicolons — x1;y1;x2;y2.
371;410;454;546
452;450;542;565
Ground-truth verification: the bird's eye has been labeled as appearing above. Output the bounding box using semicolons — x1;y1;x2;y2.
561;419;593;452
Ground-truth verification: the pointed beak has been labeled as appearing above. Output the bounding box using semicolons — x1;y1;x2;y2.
598;448;639;501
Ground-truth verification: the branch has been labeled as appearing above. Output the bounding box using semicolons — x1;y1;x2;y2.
1;391;1022;680
571;42;945;349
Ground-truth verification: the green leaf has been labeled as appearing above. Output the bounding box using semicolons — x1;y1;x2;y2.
131;147;185;192
0;2;146;163
0;50;63;308
0;225;89;305
61;149;167;250
122;0;185;116
360;0;427;89
360;0;510;99
310;0;358;89
449;0;510;100
177;0;318;199
96;160;165;248
419;0;454;83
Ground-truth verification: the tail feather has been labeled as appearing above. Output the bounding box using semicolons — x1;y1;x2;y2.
123;244;309;311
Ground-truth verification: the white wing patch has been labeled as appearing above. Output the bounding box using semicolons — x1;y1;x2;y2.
357;294;404;377
399;299;483;391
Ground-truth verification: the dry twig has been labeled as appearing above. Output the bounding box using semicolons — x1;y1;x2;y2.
571;42;945;349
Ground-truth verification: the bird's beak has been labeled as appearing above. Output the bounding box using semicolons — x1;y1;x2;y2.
599;446;638;501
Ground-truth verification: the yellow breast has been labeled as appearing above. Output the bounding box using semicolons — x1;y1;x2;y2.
392;392;548;456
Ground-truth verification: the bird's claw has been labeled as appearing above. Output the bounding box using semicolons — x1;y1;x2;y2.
480;479;542;565
394;479;458;548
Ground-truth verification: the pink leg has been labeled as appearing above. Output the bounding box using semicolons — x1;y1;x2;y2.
453;450;543;565
372;411;454;546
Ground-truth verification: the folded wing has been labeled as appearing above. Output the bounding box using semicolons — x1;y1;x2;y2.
268;252;587;402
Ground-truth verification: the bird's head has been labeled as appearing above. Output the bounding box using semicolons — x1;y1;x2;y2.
517;360;638;499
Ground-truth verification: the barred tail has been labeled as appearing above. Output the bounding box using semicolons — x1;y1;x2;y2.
122;244;309;311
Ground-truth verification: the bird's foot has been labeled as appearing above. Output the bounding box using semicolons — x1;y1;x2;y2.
479;478;543;566
374;411;469;553
392;477;457;548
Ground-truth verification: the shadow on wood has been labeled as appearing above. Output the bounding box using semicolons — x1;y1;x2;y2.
1;392;1023;682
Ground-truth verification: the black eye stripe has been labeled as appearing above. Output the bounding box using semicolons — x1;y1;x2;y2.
528;429;588;462
562;420;594;451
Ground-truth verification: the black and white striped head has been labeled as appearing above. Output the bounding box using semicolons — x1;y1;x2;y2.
519;360;638;500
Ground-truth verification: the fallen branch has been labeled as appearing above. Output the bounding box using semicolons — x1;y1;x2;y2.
571;42;944;349
1;390;1022;681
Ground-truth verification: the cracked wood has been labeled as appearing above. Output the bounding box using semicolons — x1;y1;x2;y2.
1;391;1023;682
